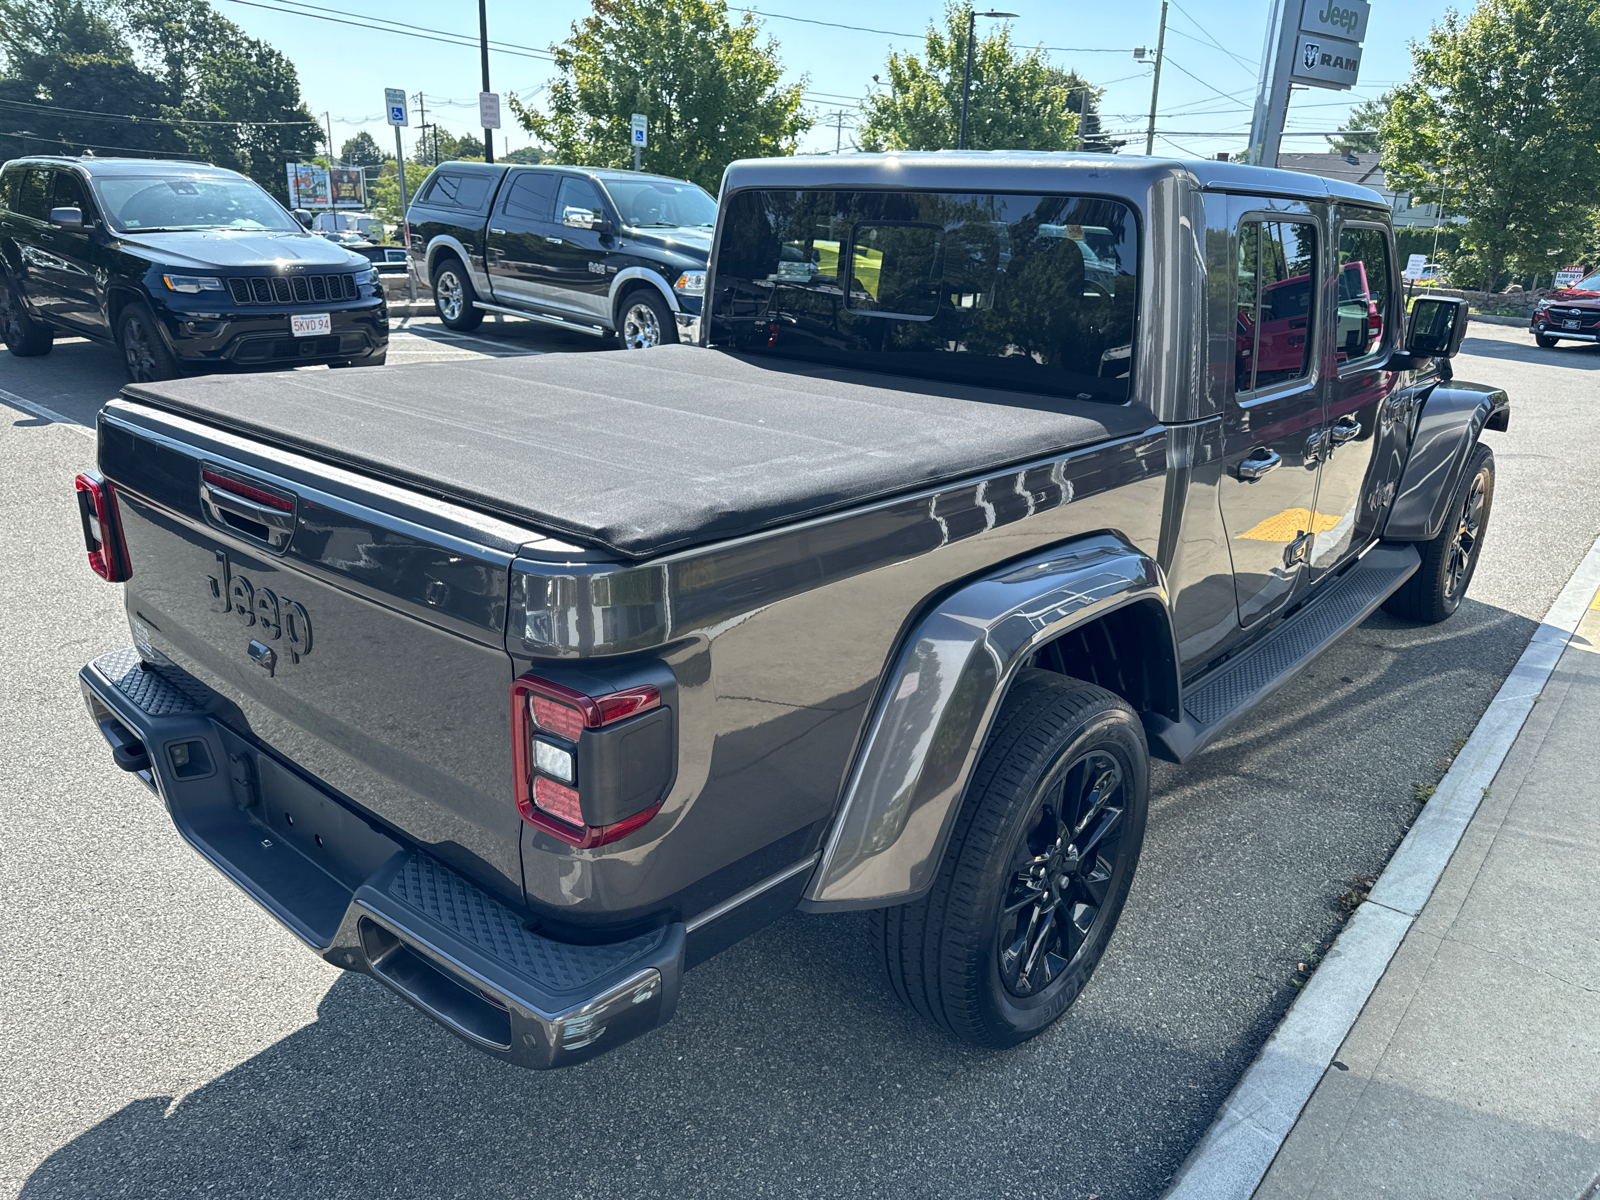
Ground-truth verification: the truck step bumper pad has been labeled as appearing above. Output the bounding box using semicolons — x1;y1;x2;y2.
1144;544;1422;763
79;647;686;1070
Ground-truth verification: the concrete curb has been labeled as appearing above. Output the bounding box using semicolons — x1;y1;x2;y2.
1163;529;1600;1200
1468;313;1530;328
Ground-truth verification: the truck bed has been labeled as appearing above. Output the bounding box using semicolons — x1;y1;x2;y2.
123;346;1155;560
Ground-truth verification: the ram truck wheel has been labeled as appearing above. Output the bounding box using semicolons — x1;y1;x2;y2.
617;289;676;350
871;669;1150;1047
0;274;53;357
431;257;484;332
1383;443;1495;624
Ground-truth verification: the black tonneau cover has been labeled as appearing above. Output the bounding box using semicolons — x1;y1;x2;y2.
123;346;1154;560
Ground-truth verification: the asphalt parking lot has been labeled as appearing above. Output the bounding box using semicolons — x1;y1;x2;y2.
2;321;1596;1199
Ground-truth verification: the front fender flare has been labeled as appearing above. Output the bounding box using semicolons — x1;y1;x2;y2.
607;267;681;316
1382;381;1508;543
801;534;1173;913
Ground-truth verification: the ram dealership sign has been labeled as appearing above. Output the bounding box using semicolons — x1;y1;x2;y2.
1291;0;1369;90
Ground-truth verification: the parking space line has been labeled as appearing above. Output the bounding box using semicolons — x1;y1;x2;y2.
391;323;545;355
0;387;94;437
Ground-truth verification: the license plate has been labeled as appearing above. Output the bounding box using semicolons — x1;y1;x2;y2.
1563;319;1581;330
292;313;332;337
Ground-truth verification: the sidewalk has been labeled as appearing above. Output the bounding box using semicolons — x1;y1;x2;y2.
1254;599;1600;1197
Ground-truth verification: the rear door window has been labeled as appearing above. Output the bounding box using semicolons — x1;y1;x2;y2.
1234;220;1318;393
423;172;492;211
13;169;52;221
710;188;1140;402
501;172;557;222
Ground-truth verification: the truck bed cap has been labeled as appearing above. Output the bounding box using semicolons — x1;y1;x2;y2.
122;346;1154;560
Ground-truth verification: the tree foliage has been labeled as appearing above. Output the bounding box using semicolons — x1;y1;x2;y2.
510;0;810;192
340;130;385;166
0;0;319;200
857;4;1081;152
1381;0;1600;290
1327;91;1392;155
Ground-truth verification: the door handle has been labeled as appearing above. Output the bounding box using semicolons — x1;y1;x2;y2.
1331;416;1362;445
489;228;507;235
545;236;563;245
1236;448;1282;481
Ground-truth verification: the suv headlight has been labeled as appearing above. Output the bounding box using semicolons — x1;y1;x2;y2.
356;264;378;285
162;274;224;294
674;270;706;295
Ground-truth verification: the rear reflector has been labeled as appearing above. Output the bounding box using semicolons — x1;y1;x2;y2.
73;472;131;582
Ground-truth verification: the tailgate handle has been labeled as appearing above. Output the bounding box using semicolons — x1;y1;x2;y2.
200;467;296;553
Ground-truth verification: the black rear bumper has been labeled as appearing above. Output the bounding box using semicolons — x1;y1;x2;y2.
79;647;684;1070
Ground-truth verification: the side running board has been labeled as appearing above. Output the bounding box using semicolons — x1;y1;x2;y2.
1144;543;1422;763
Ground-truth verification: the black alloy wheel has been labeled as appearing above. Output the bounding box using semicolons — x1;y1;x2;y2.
999;749;1129;998
117;303;180;382
873;670;1150;1047
0;274;53;357
1382;442;1495;624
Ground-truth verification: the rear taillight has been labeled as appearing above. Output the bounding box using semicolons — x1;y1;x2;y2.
511;675;667;848
74;471;131;582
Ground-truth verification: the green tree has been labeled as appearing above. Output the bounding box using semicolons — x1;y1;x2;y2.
857;3;1080;152
501;145;545;164
510;0;810;191
0;0;180;161
1327;91;1393;154
340;130;385;166
1381;0;1600;291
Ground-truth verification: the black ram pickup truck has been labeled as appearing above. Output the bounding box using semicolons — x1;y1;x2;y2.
405;160;711;348
76;153;1506;1069
0;156;387;380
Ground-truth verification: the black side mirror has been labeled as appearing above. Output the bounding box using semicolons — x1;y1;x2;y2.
1406;295;1469;359
50;206;84;230
292;208;313;229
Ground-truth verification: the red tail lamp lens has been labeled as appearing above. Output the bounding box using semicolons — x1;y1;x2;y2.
533;777;583;827
202;469;292;512
511;675;666;848
73;472;131;583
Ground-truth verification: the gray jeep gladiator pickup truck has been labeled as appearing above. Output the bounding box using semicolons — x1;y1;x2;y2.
75;153;1506;1069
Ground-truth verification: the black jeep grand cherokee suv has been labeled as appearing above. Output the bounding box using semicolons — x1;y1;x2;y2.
0;156;387;380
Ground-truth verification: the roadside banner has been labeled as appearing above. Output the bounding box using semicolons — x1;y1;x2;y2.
1555;265;1586;289
287;163;330;208
330;167;365;209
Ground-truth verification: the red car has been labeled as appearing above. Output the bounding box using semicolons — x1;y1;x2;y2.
1532;267;1600;348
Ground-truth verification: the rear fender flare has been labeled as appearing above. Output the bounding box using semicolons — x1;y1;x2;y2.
425;236;490;297
1382;381;1508;543
800;533;1174;913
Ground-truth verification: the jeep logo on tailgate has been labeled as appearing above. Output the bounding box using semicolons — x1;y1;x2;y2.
207;551;313;666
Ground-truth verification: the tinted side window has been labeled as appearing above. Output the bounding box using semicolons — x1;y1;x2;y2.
556;176;605;219
13;169;52;221
424;172;491;211
0;165;19;213
1336;226;1390;362
1234;219;1317;393
709;188;1139;402
502;172;556;222
50;171;90;216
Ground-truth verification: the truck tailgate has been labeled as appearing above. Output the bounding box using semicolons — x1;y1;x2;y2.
97;399;550;905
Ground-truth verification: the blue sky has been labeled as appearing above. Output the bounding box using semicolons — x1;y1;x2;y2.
214;0;1461;165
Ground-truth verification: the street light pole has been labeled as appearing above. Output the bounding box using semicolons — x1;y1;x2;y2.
958;8;1018;150
1143;0;1168;156
478;0;494;164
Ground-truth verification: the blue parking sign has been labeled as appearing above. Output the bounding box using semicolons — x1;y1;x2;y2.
389;105;406;125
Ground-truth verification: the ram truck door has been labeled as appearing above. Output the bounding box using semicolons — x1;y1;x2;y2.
485;170;558;307
1217;213;1325;627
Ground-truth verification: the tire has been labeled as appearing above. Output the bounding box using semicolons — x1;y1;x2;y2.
0;273;53;357
431;256;483;331
117;302;181;382
330;349;386;368
1383;443;1494;624
871;669;1150;1048
1534;333;1559;349
615;288;676;350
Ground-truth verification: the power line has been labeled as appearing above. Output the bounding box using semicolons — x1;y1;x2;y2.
1160;56;1252;108
0;95;318;127
1167;0;1256;71
1;130;210;158
217;0;555;61
728;5;1132;53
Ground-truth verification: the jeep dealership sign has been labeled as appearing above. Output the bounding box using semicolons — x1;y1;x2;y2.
1290;0;1368;90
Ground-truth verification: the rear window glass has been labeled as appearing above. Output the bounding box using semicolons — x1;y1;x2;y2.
710;189;1139;401
423;172;492;211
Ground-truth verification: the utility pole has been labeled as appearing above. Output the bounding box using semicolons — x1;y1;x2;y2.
1143;0;1168;156
1077;85;1092;151
324;111;334;163
478;0;494;164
